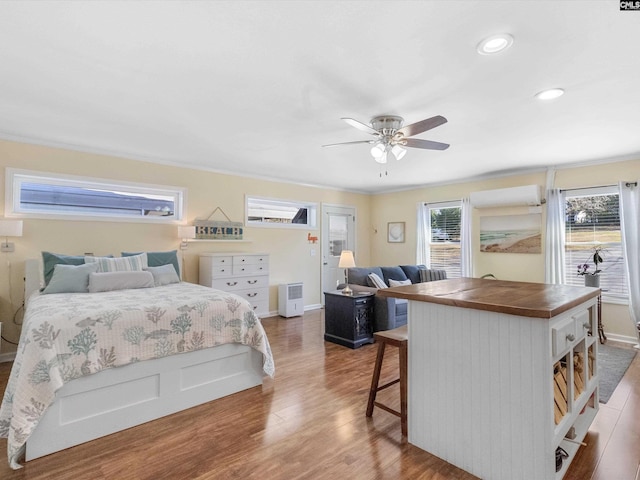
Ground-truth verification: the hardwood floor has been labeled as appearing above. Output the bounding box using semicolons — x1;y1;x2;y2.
0;309;638;479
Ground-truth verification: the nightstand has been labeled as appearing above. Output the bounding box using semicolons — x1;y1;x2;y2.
323;291;375;349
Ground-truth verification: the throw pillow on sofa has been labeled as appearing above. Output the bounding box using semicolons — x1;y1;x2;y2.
389;279;412;287
367;273;388;289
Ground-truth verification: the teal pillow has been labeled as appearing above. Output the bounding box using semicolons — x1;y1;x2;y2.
42;263;100;294
42;251;85;286
145;264;180;286
42;251;113;285
122;250;180;277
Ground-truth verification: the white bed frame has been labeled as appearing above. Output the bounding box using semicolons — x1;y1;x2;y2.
22;259;265;461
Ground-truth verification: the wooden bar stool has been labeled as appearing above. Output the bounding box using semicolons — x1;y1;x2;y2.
365;325;408;436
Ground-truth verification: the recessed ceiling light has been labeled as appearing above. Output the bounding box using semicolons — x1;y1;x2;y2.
477;33;514;55
535;88;565;100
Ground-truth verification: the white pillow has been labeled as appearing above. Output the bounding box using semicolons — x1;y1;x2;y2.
367;272;388;289
42;263;100;294
145;264;180;286
88;271;155;293
389;278;412;287
85;253;148;273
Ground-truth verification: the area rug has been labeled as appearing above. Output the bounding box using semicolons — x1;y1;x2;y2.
598;343;637;403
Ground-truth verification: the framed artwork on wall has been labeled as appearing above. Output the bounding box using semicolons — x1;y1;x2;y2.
388;222;405;243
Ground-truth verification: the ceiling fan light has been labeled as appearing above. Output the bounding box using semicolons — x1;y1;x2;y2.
370;143;385;158
375;151;388;164
535;88;565;100
477;33;514;55
391;145;407;160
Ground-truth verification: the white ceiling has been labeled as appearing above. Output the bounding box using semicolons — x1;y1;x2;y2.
1;1;639;194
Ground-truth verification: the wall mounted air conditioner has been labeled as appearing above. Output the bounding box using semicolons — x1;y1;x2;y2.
470;184;543;208
278;282;304;318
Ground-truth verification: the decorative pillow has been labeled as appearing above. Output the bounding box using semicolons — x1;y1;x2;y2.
42;263;100;294
367;272;388;289
88;271;155;293
85;253;148;273
122;250;180;277
389;279;412;287
145;264;180;286
420;268;448;282
42;251;85;286
42;252;116;285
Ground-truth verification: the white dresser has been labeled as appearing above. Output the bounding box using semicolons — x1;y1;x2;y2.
199;253;270;317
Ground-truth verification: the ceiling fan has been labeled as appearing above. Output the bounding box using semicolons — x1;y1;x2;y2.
323;114;449;164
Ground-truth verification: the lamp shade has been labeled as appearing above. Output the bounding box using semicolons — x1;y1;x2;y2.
178;225;196;240
0;220;23;237
338;250;356;268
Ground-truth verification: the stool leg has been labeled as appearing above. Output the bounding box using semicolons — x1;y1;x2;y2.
399;341;408;436
366;341;386;417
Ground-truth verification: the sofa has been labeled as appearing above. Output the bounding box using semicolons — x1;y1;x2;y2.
345;265;447;332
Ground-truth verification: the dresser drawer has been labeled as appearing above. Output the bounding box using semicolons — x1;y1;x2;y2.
211;276;268;292
210;265;233;277
233;254;268;265
235;287;269;303
233;264;268;276
552;317;577;357
211;255;233;266
248;299;269;316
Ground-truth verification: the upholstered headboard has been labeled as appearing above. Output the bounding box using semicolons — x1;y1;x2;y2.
24;258;42;299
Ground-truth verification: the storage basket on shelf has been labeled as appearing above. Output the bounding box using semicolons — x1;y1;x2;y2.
194;207;243;240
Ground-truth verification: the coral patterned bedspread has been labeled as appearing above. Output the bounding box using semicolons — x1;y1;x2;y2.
0;282;274;469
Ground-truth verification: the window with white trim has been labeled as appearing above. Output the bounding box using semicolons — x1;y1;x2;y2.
6;168;185;223
246;196;317;228
564;186;627;299
426;201;461;278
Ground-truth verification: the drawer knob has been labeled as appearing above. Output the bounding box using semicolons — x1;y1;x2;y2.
248;292;257;297
248;280;257;284
566;333;575;342
227;282;238;286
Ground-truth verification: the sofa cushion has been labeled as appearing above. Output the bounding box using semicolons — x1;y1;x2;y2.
381;266;408;285
400;264;427;284
395;299;408;317
348;267;384;287
389;278;412;287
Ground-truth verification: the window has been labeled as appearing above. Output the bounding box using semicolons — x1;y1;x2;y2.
6;168;185;223
423;201;461;278
564;186;627;300
246;196;317;228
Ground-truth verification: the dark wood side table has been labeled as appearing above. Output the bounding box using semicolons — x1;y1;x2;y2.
324;291;375;349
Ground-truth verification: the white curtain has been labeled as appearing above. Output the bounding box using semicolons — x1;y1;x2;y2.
461;197;472;277
545;188;566;284
416;202;430;267
619;181;640;345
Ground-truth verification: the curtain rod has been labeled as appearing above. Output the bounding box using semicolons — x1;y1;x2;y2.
560;182;637;192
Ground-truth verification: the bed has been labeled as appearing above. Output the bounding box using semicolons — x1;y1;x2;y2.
0;256;275;469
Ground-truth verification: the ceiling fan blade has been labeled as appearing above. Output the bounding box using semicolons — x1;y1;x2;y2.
341;117;380;136
322;140;376;147
397;115;447;138
403;138;450;150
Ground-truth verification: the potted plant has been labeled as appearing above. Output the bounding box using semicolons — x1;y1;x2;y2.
577;245;604;287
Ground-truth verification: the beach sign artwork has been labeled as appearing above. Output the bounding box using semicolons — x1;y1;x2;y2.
480;214;542;254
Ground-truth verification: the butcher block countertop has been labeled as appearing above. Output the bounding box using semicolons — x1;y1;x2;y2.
377;277;600;319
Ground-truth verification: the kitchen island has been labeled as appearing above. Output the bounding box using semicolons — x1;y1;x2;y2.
378;278;601;480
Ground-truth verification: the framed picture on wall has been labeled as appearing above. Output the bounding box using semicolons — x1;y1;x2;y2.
388;222;405;243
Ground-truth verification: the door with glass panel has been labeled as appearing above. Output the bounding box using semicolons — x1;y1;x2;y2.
321;204;356;304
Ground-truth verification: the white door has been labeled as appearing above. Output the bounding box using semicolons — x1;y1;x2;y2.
321;204;356;303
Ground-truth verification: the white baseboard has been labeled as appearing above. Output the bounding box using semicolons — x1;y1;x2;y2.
0;351;17;363
603;332;639;346
304;304;322;312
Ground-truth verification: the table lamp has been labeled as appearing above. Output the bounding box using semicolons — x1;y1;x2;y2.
338;250;356;295
0;219;23;252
